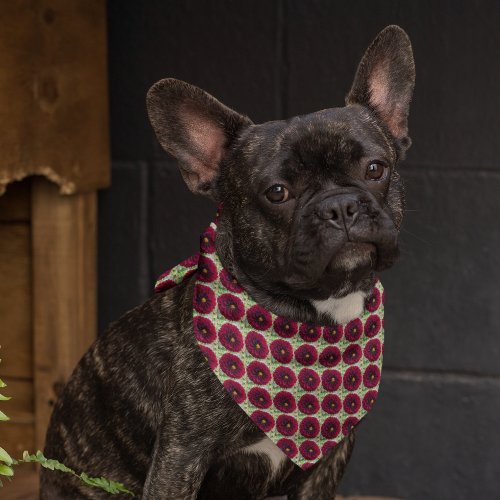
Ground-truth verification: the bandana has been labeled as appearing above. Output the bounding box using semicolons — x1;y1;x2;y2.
155;212;384;469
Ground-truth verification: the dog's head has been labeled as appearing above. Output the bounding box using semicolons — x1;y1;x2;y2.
147;26;415;315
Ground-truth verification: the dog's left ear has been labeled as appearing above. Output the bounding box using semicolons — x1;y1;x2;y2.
346;25;415;152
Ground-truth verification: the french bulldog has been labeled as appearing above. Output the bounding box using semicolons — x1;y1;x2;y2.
41;24;415;499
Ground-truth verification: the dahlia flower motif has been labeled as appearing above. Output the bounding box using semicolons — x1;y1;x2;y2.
321;441;338;456
200;226;216;253
343;366;362;391
273;391;296;413
345;318;363;342
363;364;381;388
299;440;320;461
319;346;341;368
321;394;342;415
270;339;293;364
193;316;217;344
247;305;272;331
321;369;342;392
193;284;216;314
180;253;200;268
342;416;359;436
276;414;298;436
342;344;362;365
294;344;318;366
247;361;272;385
219;353;245;379
343;393;361;415
298;368;321;391
364;314;381;338
362;390;378;411
323;324;343;344
217;293;245;321
197;255;218;283
273;317;298;338
299;417;320;439
321;417;340;439
251;410;275;433
245;331;269;359
365;286;381;312
299;323;322;342
218;324;244;352
223;380;246;404
298;394;320;415
199;345;217;370
273;366;297;389
219;268;244;293
364;338;382;361
277;438;298;459
248;387;272;409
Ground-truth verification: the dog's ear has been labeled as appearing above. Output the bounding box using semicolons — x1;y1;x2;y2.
346;25;415;151
147;78;252;197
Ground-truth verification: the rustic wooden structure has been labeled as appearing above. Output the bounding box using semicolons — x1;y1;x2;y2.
0;1;109;495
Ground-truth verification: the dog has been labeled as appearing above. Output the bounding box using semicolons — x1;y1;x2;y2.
41;25;415;499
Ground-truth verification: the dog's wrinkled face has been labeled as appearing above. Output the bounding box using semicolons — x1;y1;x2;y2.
147;25;415;305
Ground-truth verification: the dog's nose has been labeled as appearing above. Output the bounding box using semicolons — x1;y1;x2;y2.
315;195;360;230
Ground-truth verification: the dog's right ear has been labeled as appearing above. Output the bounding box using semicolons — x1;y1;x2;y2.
147;79;252;197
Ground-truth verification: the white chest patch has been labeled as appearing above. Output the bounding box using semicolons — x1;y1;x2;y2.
242;437;287;475
312;291;366;324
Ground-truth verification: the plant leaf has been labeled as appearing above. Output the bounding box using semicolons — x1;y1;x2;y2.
0;464;13;477
0;447;13;466
0;411;9;421
0;394;10;401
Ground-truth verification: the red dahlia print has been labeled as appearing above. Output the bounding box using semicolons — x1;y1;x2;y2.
362;390;378;411
343;393;361;415
218;324;244;352
197;255;218;283
321;441;337;456
219;353;245;379
323;324;343;344
218;293;245;321
321;417;340;439
321;369;342;392
247;361;272;385
298;394;320;415
248;387;272;409
363;364;381;388
382;288;386;305
245;331;269;359
342;416;359;436
277;438;298;459
345;318;363;342
199;346;217;370
299;417;320;438
273;317;298;338
342;344;362;365
247;305;272;331
364;314;381;338
298;368;321;391
319;346;341;367
273;366;297;389
251;410;274;433
302;462;315;470
295;344;318;366
270;339;293;364
273;391;296;413
364;338;382;361
223;380;246;404
180;253;200;268
365;287;381;312
200;226;216;253
219;269;244;293
343;366;362;391
276;415;298;436
299;441;320;461
194;316;216;344
321;394;342;415
194;284;216;314
299;323;321;342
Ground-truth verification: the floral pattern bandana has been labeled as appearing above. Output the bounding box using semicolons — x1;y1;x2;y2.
155;214;385;469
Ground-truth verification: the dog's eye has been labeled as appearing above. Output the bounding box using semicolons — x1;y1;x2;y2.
265;184;290;203
365;161;387;181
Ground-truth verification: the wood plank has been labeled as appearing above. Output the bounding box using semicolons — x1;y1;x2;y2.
0;223;32;379
32;177;96;451
0;464;38;499
0;179;31;222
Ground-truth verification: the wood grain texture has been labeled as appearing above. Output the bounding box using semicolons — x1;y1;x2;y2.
0;0;110;195
32;177;97;450
0;179;31;222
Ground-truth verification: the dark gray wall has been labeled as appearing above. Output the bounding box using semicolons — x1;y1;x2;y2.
100;1;500;498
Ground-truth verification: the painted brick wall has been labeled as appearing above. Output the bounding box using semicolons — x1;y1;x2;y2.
100;1;500;498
